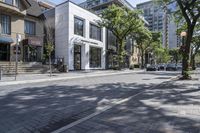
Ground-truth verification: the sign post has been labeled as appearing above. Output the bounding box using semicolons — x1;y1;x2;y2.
15;34;21;81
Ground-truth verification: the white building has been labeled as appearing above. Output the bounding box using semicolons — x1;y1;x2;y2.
55;1;106;70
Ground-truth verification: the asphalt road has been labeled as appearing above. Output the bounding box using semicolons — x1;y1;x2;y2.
0;71;181;133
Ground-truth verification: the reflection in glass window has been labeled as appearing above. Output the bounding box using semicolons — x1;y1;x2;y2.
4;0;13;5
74;17;84;36
1;15;11;35
89;47;101;68
25;20;36;35
90;23;101;41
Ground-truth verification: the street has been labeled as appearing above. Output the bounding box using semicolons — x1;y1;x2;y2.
0;71;199;133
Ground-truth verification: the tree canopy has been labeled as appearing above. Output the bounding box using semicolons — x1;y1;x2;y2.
154;0;200;79
98;4;144;69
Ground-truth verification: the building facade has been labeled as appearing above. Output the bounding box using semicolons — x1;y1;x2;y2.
55;1;106;70
0;0;44;62
137;1;178;49
80;0;140;69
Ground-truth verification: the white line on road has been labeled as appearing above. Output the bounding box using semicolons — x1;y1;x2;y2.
52;76;177;133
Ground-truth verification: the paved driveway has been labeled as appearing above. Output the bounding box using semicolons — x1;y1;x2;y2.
0;71;180;133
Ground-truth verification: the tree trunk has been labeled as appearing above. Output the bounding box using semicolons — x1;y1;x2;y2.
182;25;194;79
190;54;196;70
49;55;52;77
117;39;125;69
141;51;144;69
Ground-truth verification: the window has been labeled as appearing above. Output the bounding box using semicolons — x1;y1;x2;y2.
89;47;101;68
2;0;19;7
1;14;11;35
74;17;84;36
4;0;13;5
15;0;19;7
107;30;117;48
25;20;36;35
90;23;101;41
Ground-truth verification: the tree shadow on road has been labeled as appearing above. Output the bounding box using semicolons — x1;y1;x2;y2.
0;78;199;133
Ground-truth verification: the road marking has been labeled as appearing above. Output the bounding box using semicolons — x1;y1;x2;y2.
52;76;177;133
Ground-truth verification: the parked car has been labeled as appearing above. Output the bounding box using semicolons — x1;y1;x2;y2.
166;63;177;71
146;65;159;71
158;64;165;71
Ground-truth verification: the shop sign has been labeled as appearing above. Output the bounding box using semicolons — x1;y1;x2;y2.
28;37;42;46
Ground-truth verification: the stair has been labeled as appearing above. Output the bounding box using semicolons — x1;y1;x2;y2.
0;62;53;75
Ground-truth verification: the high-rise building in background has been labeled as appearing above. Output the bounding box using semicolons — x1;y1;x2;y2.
137;1;178;49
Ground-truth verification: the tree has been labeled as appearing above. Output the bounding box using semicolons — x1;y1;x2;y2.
155;0;200;79
169;48;182;64
45;42;54;77
190;35;200;70
44;19;54;77
98;4;143;69
176;15;200;70
133;27;152;68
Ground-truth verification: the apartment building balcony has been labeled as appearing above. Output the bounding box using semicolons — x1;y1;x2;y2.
82;0;134;10
0;0;30;16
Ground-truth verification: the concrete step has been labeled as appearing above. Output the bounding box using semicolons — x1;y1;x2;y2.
0;62;53;74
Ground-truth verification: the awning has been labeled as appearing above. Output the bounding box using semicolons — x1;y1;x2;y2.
0;36;14;44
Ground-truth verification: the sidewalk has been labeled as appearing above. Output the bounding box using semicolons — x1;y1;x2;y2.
0;69;144;86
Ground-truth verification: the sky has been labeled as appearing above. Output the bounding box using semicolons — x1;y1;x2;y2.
49;0;150;7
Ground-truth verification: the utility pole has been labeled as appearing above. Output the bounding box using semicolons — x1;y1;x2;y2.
15;34;21;80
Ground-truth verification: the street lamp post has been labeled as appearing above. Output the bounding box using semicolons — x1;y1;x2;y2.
15;34;21;80
180;31;187;76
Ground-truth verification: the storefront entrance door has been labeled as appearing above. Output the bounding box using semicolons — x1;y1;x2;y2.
74;45;81;70
0;44;10;61
23;45;42;62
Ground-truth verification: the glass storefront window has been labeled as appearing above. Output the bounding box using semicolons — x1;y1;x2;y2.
74;17;84;37
89;47;101;68
1;15;11;35
90;23;101;41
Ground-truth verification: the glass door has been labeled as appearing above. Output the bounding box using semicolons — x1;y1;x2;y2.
0;44;10;61
74;45;81;70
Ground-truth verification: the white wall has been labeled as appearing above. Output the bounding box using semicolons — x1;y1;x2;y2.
55;2;69;66
55;1;106;70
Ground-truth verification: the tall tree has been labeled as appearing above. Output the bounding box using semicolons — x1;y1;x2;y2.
98;4;143;69
155;0;200;79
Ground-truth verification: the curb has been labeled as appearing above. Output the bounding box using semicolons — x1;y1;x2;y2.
0;70;143;87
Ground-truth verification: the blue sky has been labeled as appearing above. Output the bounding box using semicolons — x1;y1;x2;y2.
49;0;149;7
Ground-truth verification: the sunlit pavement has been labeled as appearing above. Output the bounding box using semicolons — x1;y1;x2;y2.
0;70;199;133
